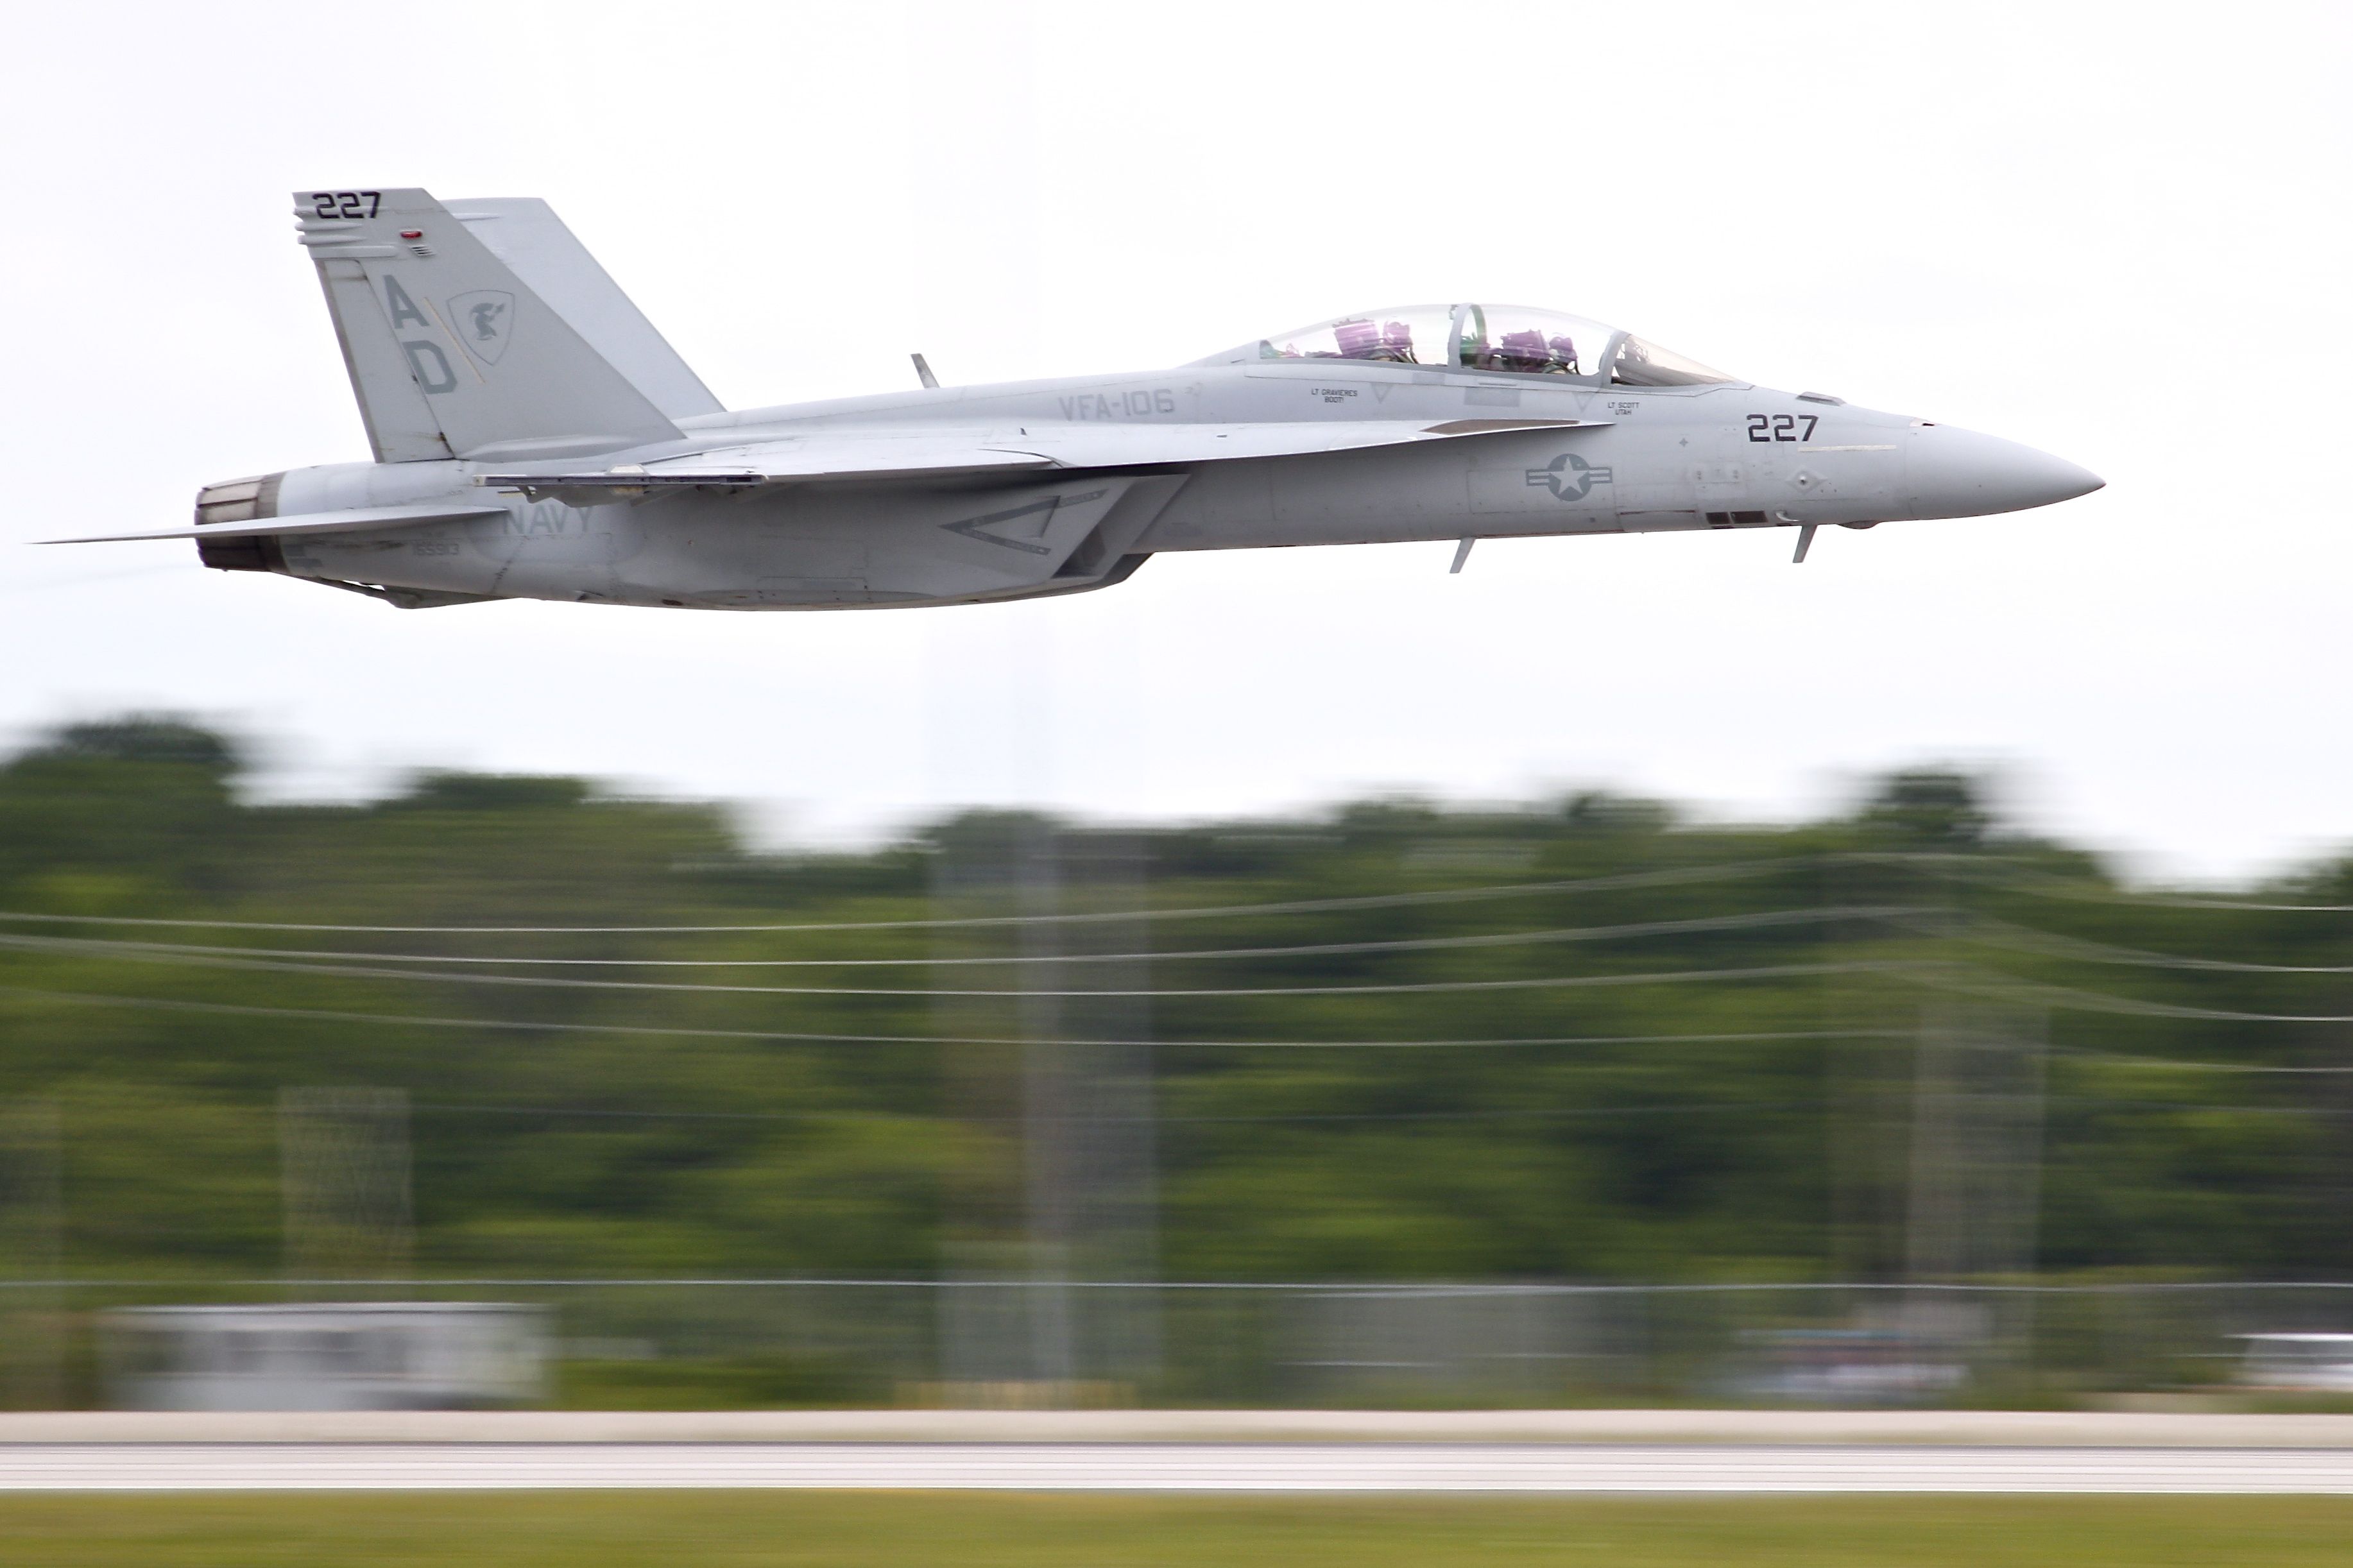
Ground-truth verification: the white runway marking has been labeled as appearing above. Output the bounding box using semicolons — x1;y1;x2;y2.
7;1443;2353;1494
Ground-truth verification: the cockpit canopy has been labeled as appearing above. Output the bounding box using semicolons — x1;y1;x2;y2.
1193;303;1736;386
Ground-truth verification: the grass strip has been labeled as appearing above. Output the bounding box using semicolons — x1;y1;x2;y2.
1;1492;2350;1567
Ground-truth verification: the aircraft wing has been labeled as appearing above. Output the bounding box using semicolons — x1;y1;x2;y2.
476;418;1607;497
475;437;1058;497
46;421;1610;544
39;501;509;545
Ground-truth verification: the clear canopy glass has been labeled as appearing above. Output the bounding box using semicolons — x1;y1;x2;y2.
1257;305;1456;367
1451;303;1607;376
1608;334;1734;386
1214;303;1737;386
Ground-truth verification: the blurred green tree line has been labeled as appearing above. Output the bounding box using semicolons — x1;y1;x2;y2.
2;713;2350;1289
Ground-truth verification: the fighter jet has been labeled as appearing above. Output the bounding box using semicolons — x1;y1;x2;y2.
50;187;2103;609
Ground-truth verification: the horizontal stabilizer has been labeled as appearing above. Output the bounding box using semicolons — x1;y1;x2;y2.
475;418;1609;496
42;501;507;545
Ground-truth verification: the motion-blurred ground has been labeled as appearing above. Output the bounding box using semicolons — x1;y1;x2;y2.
3;1494;2351;1567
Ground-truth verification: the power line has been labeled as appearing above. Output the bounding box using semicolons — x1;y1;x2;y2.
2023;888;2353;914
2048;1097;2353;1118
1;853;2332;937
22;1275;2350;1293
0;903;1910;970
0;856;1811;935
406;1096;2353;1125
409;1098;1827;1126
1955;865;2353;914
37;923;2350;1025
1951;916;2353;974
0;933;1890;1000
0;984;1904;1051
1915;964;2353;1024
2055;1047;2353;1075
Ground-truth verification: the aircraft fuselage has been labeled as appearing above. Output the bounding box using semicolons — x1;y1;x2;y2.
216;361;2095;611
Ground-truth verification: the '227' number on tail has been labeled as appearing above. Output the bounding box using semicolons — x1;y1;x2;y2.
1747;414;1818;443
310;191;381;219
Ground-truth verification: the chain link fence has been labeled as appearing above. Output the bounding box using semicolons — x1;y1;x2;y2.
12;1277;2353;1411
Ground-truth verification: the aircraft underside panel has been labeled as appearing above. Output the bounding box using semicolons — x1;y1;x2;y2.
266;475;1185;610
1136;432;1631;551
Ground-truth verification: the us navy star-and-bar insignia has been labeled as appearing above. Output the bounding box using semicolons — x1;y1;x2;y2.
448;289;517;366
1525;452;1614;502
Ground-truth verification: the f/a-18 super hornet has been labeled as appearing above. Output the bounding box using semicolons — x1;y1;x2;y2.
52;187;2102;609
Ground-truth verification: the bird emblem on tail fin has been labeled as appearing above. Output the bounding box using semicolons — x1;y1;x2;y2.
447;290;516;366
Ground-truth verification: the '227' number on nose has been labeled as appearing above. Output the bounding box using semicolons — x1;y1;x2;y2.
1747;414;1818;443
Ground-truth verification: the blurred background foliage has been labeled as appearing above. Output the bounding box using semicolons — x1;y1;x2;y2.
1;712;2349;1293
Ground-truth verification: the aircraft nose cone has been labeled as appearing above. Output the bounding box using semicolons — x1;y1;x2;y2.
1903;424;2103;520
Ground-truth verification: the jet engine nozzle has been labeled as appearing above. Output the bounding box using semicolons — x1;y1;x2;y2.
193;472;289;573
1903;425;2101;521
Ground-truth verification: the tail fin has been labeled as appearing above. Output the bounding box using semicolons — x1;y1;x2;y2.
447;198;721;423
296;187;681;463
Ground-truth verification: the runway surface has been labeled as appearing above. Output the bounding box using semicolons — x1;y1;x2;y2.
9;1442;2353;1493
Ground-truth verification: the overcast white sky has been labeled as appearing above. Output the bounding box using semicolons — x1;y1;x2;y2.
3;2;2347;881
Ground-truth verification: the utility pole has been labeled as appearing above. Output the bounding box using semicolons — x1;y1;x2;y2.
1904;1003;2049;1360
932;819;1158;1402
1824;854;1913;1286
932;820;1032;1395
1014;817;1077;1390
278;1087;413;1288
1048;829;1159;1392
0;1101;63;1408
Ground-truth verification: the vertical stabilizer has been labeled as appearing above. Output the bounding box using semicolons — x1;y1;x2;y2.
311;244;450;463
447;198;721;422
296;187;681;462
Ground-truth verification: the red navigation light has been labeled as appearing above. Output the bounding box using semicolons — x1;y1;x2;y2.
399;230;422;239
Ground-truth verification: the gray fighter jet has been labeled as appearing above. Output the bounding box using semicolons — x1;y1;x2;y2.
51;188;2102;609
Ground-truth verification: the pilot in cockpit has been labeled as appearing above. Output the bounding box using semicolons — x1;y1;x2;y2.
1249;308;1724;384
1332;318;1418;363
1487;328;1580;375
